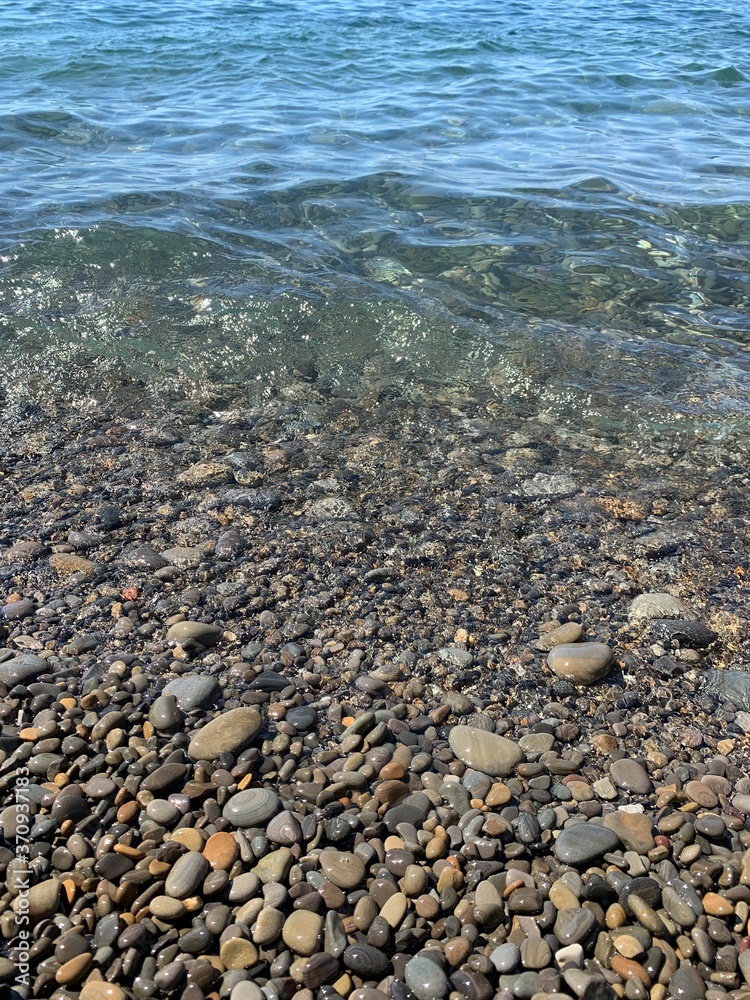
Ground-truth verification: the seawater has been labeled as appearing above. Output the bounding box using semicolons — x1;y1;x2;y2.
2;0;750;437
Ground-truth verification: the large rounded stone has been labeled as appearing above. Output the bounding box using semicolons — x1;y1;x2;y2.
629;593;689;622
188;707;262;761
405;954;450;1000
448;725;523;777
167;620;223;646
222;788;279;828
12;878;60;919
164;674;220;711
165;852;210;899
609;758;652;795
0;654;48;686
555;823;619;865
320;850;366;889
602;811;655;854
547;643;613;685
282;910;323;956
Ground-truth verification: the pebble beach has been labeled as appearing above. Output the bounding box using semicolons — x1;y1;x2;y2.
2;377;750;1000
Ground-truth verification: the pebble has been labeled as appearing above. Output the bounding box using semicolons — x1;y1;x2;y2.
188;706;262;760
223;787;280;827
547;643;613;685
163;673;220;710
320;850;366;889
609;758;652;794
282;910;324;955
167;619;223;646
448;724;524;776
555;823;619;864
628;593;690;621
164;852;210;898
405;954;450;1000
602;811;655;854
0;653;48;686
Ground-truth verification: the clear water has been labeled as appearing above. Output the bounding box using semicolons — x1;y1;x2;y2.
2;0;750;436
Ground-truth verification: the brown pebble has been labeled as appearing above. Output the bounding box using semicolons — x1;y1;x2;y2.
485;782;512;807
80;985;127;1000
606;904;628;929
611;955;651;987
55;953;94;985
203;832;239;871
444;936;471;966
703;893;734;917
379;761;406;780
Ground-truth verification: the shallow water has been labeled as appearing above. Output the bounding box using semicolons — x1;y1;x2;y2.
2;0;750;438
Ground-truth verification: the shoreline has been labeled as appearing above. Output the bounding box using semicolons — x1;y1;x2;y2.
1;379;749;999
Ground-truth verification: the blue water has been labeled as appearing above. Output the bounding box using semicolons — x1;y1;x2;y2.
2;0;750;433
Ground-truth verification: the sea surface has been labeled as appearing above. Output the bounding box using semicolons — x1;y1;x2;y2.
2;0;750;438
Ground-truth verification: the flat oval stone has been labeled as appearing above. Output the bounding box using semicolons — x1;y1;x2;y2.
0;654;48;686
535;622;584;651
609;759;652;795
302;952;340;989
55;952;94;985
650;620;717;648
405;955;450;1000
13;878;60;919
203;831;239;870
220;938;260;970
223;788;279;828
344;943;391;978
684;781;718;808
163;674;220;711
547;643;613;685
80;985;127;1000
285;706;318;732
167;621;223;646
555;824;619;865
320;850;366;889
694;814;725;839
490;943;521;973
555;907;597;945
628;593;689;622
141;762;188;793
668;965;706;999
146;798;180;825
188;707;262;761
149;694;180;731
448;725;523;777
282;910;324;956
602;812;655;854
149;896;186;920
165;851;210;899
